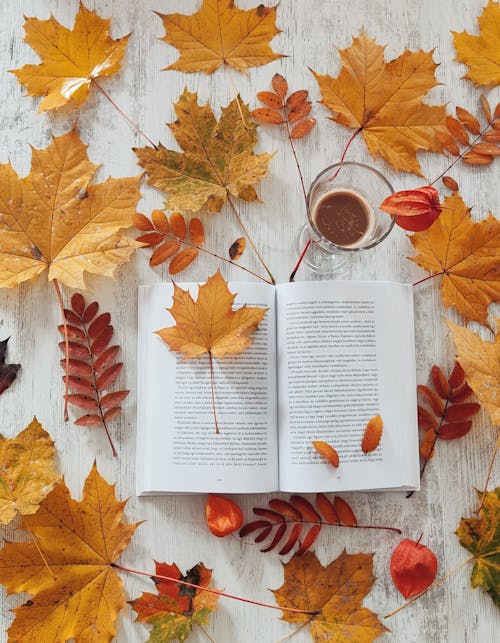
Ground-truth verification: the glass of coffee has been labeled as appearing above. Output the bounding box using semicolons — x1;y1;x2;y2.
298;161;395;274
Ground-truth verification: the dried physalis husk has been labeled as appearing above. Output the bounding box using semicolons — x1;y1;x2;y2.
442;176;459;191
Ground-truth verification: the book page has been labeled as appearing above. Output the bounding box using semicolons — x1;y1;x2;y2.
276;280;419;492
137;281;278;494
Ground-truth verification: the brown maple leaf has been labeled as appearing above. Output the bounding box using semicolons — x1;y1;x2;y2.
0;463;139;642
12;3;129;111
272;550;387;642
453;0;500;87
311;31;447;175
134;89;274;214
130;562;219;642
0;128;141;289
156;0;283;74
410;193;500;327
0;417;59;526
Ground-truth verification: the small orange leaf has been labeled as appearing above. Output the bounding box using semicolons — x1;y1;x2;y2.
286;89;308;109
420;429;436;460
188;217;204;244
431;365;450;399
456;106;480;135
133;213;154;232
418;405;439;432
272;73;288;98
333;496;357;526
445;115;469;145
312;441;339;467
151;209;170;234
439;421;473;440
169;247;199;275
257;91;282;109
480;95;492;122
206;494;243;537
463;151;493;165
448;361;465;388
444;403;481;422
361;415;383;453
229;237;246;261
170;212;186;239
290;118;316;139
288;101;312;123
315;493;339;524
495;103;500;119
493;118;500;130
436;130;460;156
471;142;500;156
252;107;284;124
74;414;102;427
150;240;180;267
442;176;459;191
482;130;500;143
418;384;444;416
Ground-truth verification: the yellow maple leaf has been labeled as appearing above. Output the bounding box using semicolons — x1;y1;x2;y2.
156;0;283;74
311;31;447;175
0;463;139;642
410;193;500;327
0;417;59;526
453;0;500;87
12;2;129;111
135;89;274;213
156;269;267;359
448;319;500;426
0;128;141;289
272;550;387;642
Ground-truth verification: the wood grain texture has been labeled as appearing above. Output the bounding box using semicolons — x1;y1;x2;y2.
0;0;499;641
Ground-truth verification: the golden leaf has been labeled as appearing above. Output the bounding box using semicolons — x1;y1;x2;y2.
156;0;283;74
156;270;267;359
410;193;500;327
272;550;387;642
311;31;446;174
0;128;141;289
0;463;139;642
453;0;500;87
134;89;274;213
0;417;58;526
447;320;500;426
12;3;129;111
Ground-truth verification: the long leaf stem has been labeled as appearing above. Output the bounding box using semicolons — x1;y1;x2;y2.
276;621;309;643
53;279;69;421
113;563;319;616
478;442;499;512
23;516;55;580
412;271;445;287
227;196;275;284
91;79;158;149
208;351;220;435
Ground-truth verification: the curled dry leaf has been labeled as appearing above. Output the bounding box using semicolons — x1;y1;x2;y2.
206;494;243;537
390;537;438;599
130;561;219;642
380;186;442;231
361;415;383;453
442;176;459;191
312;440;339;467
229;237;246;261
0;337;20;396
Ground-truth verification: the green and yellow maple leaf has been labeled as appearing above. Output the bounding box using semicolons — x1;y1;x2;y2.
131;562;219;642
134;89;274;213
456;487;500;607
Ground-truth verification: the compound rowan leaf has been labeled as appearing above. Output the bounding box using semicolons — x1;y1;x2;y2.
456;487;500;607
312;31;446;175
12;3;129;111
410;193;500;327
448;320;500;425
0;128;141;289
130;561;219;642
0;337;20;395
272;550;388;642
156;0;283;74
0;417;59;526
156;270;267;359
453;1;500;87
0;463;139;642
135;90;274;213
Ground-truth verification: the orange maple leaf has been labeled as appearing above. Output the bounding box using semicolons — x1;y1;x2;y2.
0;128;141;289
453;0;500;87
311;31;447;175
0;463;139;642
156;0;283;74
272;550;387;642
410;193;500;327
12;3;129;111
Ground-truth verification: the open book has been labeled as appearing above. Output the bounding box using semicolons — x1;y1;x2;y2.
137;280;420;495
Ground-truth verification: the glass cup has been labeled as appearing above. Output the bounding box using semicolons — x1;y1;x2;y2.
297;161;396;274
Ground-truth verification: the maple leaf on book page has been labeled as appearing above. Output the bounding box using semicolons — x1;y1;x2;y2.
410;193;500;328
12;3;129;111
453;0;500;87
0;463;139;642
0;128;141;290
156;0;283;74
135;89;274;213
311;31;447;175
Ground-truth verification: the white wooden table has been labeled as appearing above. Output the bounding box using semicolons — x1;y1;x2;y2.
1;1;499;641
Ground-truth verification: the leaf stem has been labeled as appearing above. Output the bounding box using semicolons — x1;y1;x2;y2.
289;239;312;282
283;107;308;204
23;516;55;580
91;79;158;149
276;621;309;642
53;279;69;421
113;563;319;616
208;351;220;435
478;442;499;512
197;624;217;643
412;271;445;287
418;398;450;483
227;196;275;284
